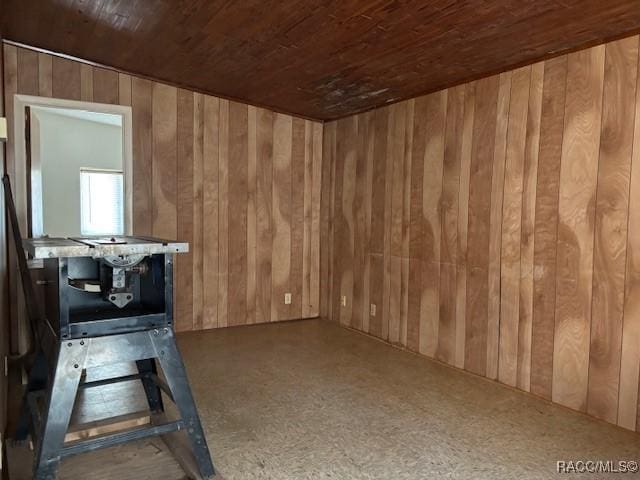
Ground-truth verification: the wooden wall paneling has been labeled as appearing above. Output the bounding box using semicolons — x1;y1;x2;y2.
465;75;499;376
381;105;397;341
300;120;323;319
80;64;93;101
227;101;249;326
290;118;306;319
531;55;568;400
37;52;52;97
436;85;464;365
388;103;407;344
517;62;545;392
51;57;80;100
16;47;38;95
369;108;389;337
310;122;323;318
455;82;475;369
330;118;343;324
202;95;220;329
320;122;336;320
3;44;18;354
419;93;446;357
337;116;357;326
498;66;531;387
325;120;338;322
553;45;605;412
93;67;119;105
399;101;414;347
131;78;153;235
175;89;195;332
151;83;177;240
486;71;512;380
302;121;314;319
351;114;368;331
319;121;333;319
408;97;428;353
192;93;204;330
118;73;132;106
246;107;258;325
217;99;230;327
323;36;640;432
4;46;324;344
271;113;292;322
587;36;638;423
256;108;274;323
362;114;375;332
0;36;5;449
619;37;640;431
368;252;384;335
3;45;16;184
328;120;338;322
0;38;7;450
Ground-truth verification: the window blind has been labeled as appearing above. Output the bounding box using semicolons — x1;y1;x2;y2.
80;170;124;236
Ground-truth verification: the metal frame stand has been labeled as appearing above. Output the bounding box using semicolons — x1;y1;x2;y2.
14;328;216;480
3;175;216;479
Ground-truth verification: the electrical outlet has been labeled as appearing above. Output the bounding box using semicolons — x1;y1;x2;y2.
370;303;377;317
341;295;347;307
284;293;292;305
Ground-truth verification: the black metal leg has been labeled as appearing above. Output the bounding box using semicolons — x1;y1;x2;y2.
136;358;164;413
14;351;49;441
153;330;216;479
11;330;217;479
33;342;86;480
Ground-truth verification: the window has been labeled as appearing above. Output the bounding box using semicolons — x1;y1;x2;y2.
80;169;124;236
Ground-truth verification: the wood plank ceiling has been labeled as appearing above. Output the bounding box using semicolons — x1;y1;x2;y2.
2;0;640;120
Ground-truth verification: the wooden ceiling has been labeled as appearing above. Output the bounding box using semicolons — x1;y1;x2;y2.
2;1;640;120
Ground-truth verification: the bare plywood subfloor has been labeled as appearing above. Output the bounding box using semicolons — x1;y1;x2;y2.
9;319;640;479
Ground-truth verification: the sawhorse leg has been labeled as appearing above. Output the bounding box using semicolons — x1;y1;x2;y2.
136;359;164;413
153;330;216;479
33;342;87;480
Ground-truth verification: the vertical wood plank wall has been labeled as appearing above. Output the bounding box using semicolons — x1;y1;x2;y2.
324;35;640;432
0;35;8;456
2;43;323;331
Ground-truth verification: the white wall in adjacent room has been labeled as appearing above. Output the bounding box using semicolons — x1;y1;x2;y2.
32;108;123;237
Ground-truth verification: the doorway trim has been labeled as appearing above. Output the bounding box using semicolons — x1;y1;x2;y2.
12;94;133;237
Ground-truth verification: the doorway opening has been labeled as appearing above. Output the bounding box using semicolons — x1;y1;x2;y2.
12;95;133;239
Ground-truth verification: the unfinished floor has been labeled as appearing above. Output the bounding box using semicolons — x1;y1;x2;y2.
9;319;640;479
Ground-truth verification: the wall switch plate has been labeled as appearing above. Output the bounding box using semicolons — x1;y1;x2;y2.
284;293;292;305
370;304;376;317
0;117;6;142
341;295;347;307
